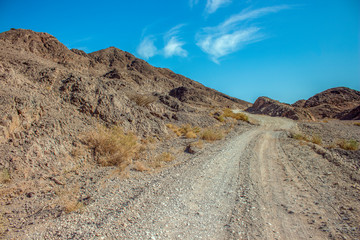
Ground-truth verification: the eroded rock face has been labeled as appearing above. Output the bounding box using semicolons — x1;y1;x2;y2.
246;97;314;120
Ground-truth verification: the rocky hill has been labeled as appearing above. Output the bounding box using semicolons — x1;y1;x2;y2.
0;29;250;236
247;87;360;120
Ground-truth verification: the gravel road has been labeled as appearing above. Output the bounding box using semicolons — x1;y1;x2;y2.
20;113;359;239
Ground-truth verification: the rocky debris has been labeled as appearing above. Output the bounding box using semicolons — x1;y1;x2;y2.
246;97;314;120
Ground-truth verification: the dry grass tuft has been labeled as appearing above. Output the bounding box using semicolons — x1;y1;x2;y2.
354;122;360;127
84;125;139;168
291;132;308;141
133;161;149;172
129;94;157;107
149;152;175;168
213;108;249;123
200;128;224;142
166;124;201;138
0;169;11;184
337;139;359;151
185;131;197;139
311;134;322;145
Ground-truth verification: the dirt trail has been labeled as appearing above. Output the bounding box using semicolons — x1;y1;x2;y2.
21;113;359;239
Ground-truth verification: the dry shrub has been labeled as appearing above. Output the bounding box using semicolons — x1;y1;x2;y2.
0;169;10;184
84;125;138;168
214;108;249;123
129;94;157;107
156;152;174;162
185;131;197;139
311;134;322;145
149;152;175;168
354;122;360;127
337;139;359;151
291;132;308;141
133;161;149;172
200;128;224;142
166;124;201;138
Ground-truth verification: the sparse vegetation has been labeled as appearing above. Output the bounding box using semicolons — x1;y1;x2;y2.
213;108;249;123
311;134;322;145
291;132;323;146
0;168;11;184
129;94;157;107
337;139;359;151
84;125;139;168
166;124;201;138
291;132;308;141
200;128;224;142
149;152;175;168
185;131;197;139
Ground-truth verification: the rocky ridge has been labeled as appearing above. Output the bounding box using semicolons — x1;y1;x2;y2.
247;87;360;120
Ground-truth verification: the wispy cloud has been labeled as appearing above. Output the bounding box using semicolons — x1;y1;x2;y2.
163;24;188;58
206;0;231;14
164;37;188;58
137;24;188;59
197;5;290;63
136;36;158;59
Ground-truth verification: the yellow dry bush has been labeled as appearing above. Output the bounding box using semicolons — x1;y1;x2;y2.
167;124;201;138
311;134;322;145
200;128;224;142
222;108;249;122
337;139;359;151
84;125;139;167
185;131;197;139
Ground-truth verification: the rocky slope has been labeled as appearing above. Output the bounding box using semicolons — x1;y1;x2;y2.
0;29;250;237
247;87;360;120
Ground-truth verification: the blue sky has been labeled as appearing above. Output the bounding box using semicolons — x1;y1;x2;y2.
1;0;359;103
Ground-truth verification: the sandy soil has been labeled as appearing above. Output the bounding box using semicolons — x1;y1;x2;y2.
10;113;360;239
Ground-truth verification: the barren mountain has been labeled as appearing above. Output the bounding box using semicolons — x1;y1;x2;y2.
0;28;249;237
247;87;360;120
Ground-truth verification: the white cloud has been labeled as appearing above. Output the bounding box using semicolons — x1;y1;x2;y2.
164;37;188;58
206;0;231;14
136;36;158;59
163;24;188;58
198;28;261;63
197;6;290;62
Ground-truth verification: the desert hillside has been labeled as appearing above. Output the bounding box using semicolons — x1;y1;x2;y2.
0;29;359;240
